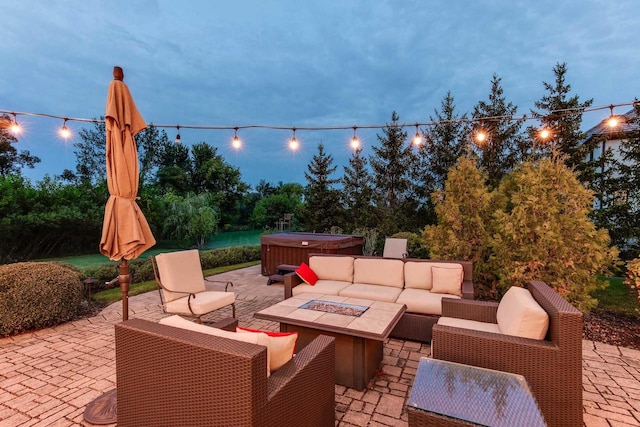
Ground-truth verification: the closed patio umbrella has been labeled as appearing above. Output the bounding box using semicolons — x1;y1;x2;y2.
99;66;155;321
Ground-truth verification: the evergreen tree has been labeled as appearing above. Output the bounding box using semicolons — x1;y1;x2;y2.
341;148;375;229
0;114;40;177
301;142;342;232
528;62;594;178
472;74;525;189
369;111;416;235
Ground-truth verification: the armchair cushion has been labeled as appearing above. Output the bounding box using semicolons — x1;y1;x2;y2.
164;291;235;315
437;316;502;334
497;286;549;340
430;265;463;296
295;262;318;285
237;327;298;371
159;315;271;376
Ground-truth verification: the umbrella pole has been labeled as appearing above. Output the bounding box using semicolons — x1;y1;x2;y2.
118;259;130;321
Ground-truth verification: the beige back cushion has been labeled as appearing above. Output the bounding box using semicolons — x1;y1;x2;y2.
309;256;354;282
496;286;549;340
353;258;404;288
404;262;463;290
156;250;206;302
159;315;271;376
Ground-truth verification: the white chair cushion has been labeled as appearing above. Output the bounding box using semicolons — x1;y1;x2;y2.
236;327;298;372
338;283;402;303
353;258;404;288
431;265;463;296
395;288;460;315
165;291;235;315
309;256;354;282
291;280;351;296
156;250;206;302
159;315;271;376
496;286;549;340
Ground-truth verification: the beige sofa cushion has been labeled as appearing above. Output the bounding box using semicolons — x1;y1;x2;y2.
159;315;271;375
338;283;402;303
353;258;404;288
395;288;460;315
404;262;464;290
496;286;549;340
431;265;463;296
309;256;354;282
292;280;351;297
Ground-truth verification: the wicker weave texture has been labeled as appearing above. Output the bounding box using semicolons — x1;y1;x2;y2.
115;319;335;427
432;280;582;427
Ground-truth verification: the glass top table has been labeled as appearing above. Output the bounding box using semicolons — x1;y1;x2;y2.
407;358;546;426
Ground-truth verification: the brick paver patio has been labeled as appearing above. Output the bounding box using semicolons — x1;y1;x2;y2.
0;264;639;426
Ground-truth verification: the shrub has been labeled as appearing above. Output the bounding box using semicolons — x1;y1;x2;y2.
0;262;85;336
390;232;429;259
625;257;640;304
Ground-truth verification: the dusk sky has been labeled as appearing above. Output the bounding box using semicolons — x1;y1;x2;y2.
2;0;639;188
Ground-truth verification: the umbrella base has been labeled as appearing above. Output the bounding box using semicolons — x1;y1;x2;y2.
83;388;117;424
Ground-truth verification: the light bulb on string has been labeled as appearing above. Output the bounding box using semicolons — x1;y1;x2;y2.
351;127;360;150
232;127;242;150
289;128;299;151
538;126;552;141
412;124;422;146
607;105;619;128
59;119;71;139
175;126;181;144
10;113;21;135
474;128;487;145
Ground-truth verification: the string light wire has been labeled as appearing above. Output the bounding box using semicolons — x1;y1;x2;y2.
1;101;636;144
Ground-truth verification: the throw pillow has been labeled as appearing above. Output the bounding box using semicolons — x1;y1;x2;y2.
431;265;463;296
295;262;318;285
236;327;298;371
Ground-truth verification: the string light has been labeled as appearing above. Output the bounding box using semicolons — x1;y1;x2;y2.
351;127;360;149
10;112;21;135
59;119;71;139
412;124;422;146
607;105;619;128
175;125;181;144
538;127;552;141
1;100;635;149
289;128;299;151
232;127;241;149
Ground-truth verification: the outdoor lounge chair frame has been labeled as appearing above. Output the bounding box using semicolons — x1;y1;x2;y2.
431;280;583;427
150;253;236;322
115;318;336;427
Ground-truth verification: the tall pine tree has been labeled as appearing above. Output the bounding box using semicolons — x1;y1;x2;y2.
341;148;375;230
301;142;342;232
370;111;416;235
472;74;525;189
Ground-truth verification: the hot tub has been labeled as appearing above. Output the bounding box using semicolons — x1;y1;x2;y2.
260;232;365;276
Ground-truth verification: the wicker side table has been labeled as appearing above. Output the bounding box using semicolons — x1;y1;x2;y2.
407;358;546;427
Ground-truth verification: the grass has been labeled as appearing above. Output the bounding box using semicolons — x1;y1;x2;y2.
595;277;639;317
92;260;261;306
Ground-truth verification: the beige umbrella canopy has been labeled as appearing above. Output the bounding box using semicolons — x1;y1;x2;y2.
99;66;155;320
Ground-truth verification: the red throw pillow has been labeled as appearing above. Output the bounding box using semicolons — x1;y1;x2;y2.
295;262;318;285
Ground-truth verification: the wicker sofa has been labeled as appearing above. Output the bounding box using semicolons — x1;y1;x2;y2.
431;280;583;427
115;318;336;427
284;254;474;342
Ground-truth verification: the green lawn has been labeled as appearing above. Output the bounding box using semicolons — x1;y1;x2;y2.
595;277;639;317
40;230;263;270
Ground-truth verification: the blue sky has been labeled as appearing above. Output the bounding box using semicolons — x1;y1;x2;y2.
1;0;639;187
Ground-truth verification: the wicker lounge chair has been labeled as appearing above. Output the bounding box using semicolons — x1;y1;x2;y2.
431;280;583;427
115;318;336;427
151;249;236;322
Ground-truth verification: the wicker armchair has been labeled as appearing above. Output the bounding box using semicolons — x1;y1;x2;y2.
115;319;336;427
431;280;583;427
